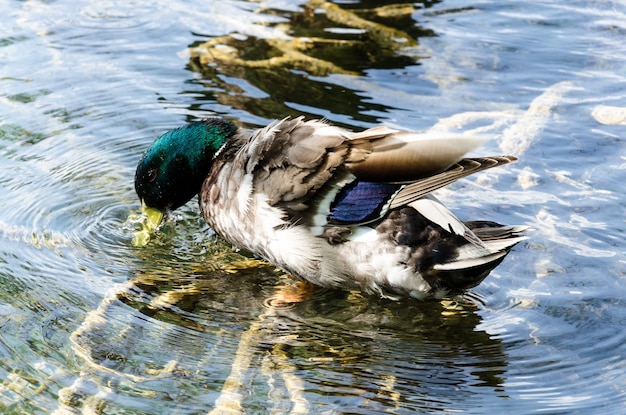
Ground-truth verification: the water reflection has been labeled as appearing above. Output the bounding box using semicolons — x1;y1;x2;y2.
65;254;508;413
186;0;439;125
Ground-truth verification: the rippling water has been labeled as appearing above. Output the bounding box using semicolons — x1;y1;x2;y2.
1;0;625;413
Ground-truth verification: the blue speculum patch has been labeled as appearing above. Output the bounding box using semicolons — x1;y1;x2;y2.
329;180;401;224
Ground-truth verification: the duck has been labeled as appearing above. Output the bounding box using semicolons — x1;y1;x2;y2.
134;116;526;300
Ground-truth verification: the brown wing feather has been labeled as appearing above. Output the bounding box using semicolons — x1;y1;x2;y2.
247;117;352;210
389;156;518;209
346;132;490;182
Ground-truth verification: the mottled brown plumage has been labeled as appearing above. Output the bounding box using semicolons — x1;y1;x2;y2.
187;117;526;299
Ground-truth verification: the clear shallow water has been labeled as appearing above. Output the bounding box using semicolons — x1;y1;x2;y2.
1;0;625;413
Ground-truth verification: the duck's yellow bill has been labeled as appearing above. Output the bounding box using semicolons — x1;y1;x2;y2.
131;202;164;246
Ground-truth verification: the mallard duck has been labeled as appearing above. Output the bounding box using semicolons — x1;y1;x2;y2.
135;117;526;300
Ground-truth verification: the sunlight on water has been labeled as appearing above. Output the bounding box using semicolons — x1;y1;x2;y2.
1;0;626;414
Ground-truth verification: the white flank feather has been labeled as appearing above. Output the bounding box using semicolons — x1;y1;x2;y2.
409;195;485;248
346;227;379;242
236;174;253;216
433;251;508;271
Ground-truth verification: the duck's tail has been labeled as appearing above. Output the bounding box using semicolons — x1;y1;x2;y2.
428;221;528;293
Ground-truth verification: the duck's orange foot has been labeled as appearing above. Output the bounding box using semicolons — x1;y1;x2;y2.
264;280;316;309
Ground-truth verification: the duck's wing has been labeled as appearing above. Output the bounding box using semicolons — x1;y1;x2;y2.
388;156;517;209
332;155;518;247
241;117;514;229
243;117;360;211
346;130;490;182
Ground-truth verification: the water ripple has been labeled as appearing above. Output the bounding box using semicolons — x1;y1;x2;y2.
1;0;626;413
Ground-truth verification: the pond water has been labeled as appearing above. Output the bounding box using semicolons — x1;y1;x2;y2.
1;0;625;413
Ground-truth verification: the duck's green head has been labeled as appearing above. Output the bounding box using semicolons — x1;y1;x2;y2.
134;118;237;212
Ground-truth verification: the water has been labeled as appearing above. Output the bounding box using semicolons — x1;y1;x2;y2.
1;0;625;413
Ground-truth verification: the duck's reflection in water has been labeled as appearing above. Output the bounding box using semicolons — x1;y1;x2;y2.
61;253;507;414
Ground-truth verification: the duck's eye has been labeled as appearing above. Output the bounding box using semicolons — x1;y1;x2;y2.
147;168;158;183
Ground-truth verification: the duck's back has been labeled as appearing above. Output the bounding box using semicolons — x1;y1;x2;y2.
199;117;525;299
